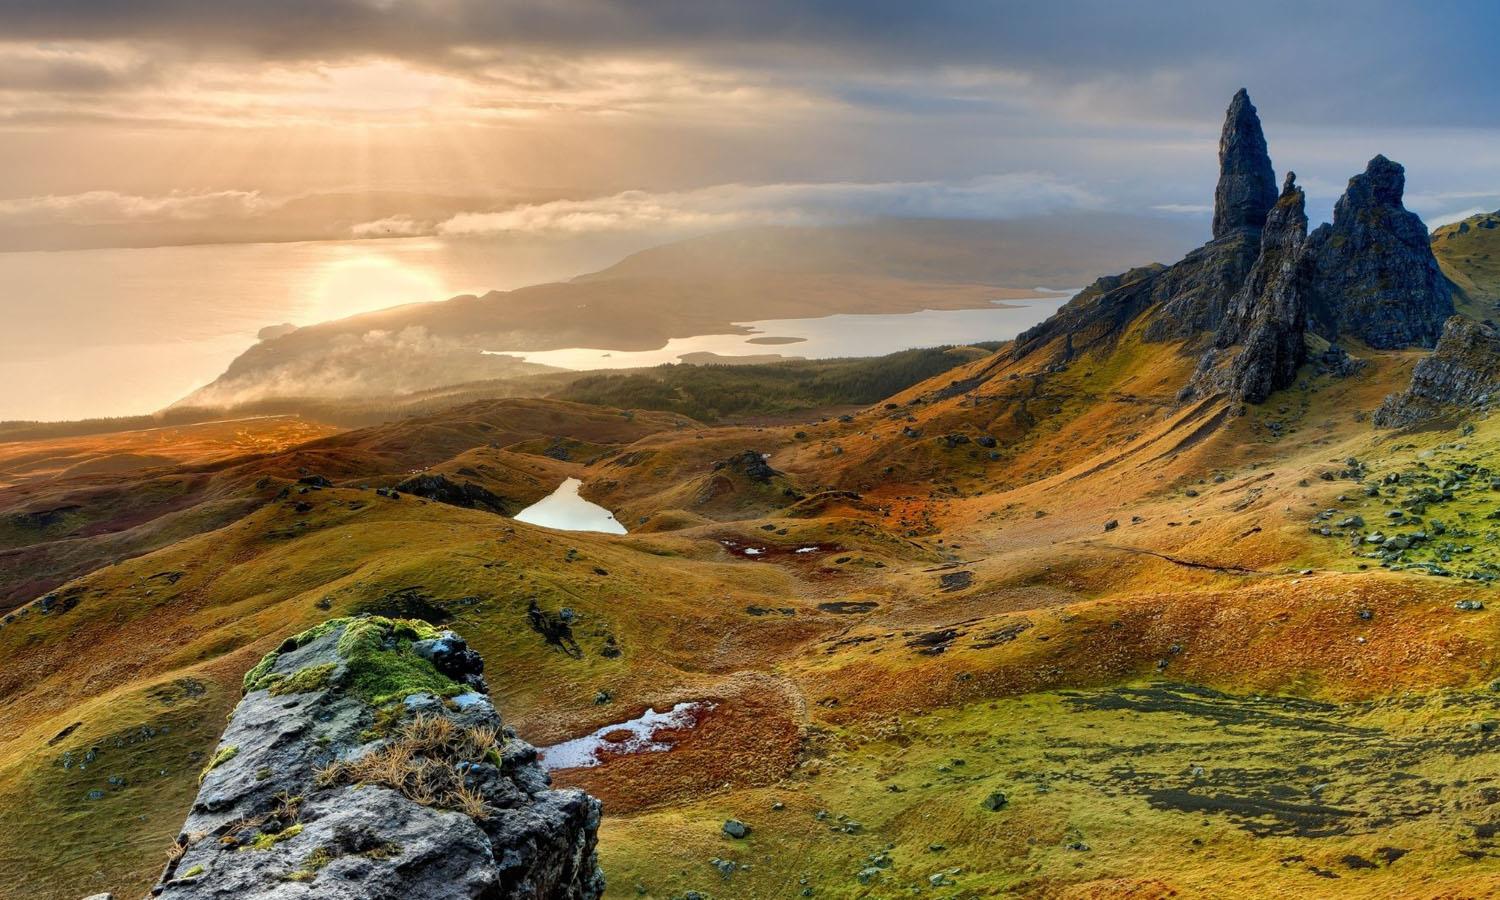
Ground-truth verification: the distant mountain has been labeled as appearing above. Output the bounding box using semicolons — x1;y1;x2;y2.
576;215;1205;285
178;215;1203;408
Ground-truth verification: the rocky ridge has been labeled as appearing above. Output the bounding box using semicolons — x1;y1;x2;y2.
1376;316;1500;427
148;617;603;900
1014;89;1455;407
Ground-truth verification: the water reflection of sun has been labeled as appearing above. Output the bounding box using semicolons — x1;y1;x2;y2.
304;252;448;324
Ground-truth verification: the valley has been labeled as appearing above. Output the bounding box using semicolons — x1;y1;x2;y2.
7;90;1500;900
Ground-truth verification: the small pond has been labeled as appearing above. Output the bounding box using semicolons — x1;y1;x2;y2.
538;701;714;770
514;477;626;534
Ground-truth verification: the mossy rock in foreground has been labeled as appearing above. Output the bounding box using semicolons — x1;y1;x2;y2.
155;617;604;900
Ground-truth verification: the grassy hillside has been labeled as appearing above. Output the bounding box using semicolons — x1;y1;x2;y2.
554;345;996;423
8;287;1500;896
1432;210;1500;321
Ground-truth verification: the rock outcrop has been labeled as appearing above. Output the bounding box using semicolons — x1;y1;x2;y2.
1375;316;1500;426
1143;88;1276;341
1186;173;1310;402
1304;155;1454;348
1140;229;1263;342
394;473;511;514
1212;88;1279;240
1014;90;1460;409
151;617;604;900
1014;90;1279;357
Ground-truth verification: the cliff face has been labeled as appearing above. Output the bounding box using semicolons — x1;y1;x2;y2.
1304;155;1454;349
1375;316;1500;427
150;618;604;900
1187;173;1310;403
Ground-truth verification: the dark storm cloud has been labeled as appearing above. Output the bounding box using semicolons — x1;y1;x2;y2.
4;1;1499;127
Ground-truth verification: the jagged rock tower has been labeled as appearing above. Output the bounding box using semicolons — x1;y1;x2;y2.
1212;88;1280;240
1304;155;1454;348
1015;88;1455;408
1190;172;1310;403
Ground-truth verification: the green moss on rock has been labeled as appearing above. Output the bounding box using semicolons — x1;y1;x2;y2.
242;618;352;694
244;616;459;705
268;663;336;697
199;745;239;783
247;822;303;851
334;617;460;705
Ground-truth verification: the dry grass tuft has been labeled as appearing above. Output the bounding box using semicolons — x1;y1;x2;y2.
316;714;502;820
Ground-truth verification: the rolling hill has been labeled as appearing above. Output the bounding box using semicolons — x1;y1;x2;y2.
7;92;1500;899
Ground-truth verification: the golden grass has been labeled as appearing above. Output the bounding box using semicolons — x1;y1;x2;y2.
317;715;502;820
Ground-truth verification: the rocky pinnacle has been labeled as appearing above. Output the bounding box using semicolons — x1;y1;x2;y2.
1212;88;1279;240
1186;171;1310;403
1304;154;1454;348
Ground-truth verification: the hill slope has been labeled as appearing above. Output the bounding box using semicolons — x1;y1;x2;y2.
1432;210;1500;321
9;92;1500;900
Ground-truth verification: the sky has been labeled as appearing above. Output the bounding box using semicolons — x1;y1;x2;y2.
2;1;1500;249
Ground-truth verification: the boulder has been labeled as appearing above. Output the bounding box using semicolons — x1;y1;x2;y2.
151;617;604;900
394;473;510;514
713;450;779;482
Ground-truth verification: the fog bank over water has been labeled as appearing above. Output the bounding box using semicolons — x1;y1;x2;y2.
0;234;651;422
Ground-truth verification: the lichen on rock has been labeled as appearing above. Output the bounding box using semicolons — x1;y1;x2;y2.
153;617;604;899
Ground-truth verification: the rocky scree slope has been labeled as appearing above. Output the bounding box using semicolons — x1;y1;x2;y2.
150;617;603;899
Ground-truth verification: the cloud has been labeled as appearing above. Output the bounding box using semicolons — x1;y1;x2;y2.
0;189;276;225
4;2;1499;129
1151;203;1213;215
350;214;432;238
4;2;1500;250
0;41;159;92
424;176;1097;237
